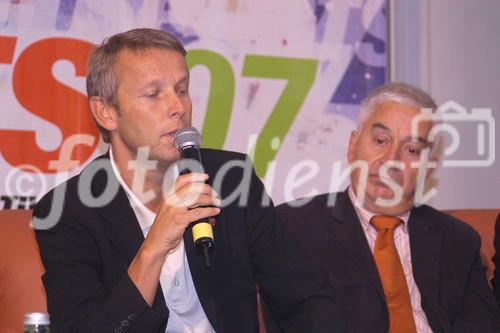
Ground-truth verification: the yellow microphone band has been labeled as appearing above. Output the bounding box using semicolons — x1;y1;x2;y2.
192;222;214;241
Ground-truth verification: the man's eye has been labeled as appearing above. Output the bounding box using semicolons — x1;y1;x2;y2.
143;90;160;98
178;86;189;96
407;146;421;155
375;137;386;145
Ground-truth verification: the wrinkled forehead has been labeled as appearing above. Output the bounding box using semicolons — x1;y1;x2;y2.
113;47;188;89
361;102;435;139
114;46;186;72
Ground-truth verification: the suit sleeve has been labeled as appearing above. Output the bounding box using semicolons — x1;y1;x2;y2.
452;231;500;333
33;192;168;333
241;157;345;333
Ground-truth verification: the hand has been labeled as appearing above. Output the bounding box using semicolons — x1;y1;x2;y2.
142;173;221;258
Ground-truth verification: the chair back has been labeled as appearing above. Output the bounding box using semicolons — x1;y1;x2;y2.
0;209;46;333
444;209;499;283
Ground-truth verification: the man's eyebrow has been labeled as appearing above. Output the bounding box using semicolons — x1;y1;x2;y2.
402;135;429;145
138;74;190;90
371;123;429;145
414;136;429;145
176;74;189;85
371;122;390;131
139;79;162;90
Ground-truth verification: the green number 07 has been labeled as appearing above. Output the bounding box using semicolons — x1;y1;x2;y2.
188;50;318;178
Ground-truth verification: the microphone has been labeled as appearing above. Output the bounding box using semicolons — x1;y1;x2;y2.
174;127;215;267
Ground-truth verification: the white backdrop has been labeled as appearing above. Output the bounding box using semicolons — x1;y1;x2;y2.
390;0;499;209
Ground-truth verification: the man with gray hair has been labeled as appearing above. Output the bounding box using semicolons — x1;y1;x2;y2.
33;28;344;333
277;82;500;332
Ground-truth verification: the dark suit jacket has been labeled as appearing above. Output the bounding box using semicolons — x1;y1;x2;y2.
276;190;500;333
33;150;344;333
492;212;500;307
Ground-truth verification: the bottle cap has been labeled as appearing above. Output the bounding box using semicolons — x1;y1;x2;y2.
24;312;50;325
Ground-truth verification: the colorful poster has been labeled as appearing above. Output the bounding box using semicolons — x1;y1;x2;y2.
0;0;386;208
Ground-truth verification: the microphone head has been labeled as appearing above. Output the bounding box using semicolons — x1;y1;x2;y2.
174;127;202;151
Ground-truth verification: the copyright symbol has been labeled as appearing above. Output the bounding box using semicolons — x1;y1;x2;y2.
5;164;47;198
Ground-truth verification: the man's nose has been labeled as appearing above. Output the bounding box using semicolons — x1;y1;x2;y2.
164;91;186;118
380;145;401;164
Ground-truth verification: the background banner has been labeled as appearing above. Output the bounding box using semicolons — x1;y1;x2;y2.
0;0;387;208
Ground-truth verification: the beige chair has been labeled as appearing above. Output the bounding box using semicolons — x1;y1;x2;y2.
0;209;46;332
444;209;499;284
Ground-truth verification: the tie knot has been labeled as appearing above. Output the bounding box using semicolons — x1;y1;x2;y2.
370;215;402;231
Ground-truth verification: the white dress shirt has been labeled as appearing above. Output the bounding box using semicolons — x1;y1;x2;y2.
110;148;215;333
348;187;433;333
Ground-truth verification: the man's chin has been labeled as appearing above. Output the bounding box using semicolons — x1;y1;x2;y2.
369;183;397;199
149;150;181;167
363;189;413;215
375;199;414;216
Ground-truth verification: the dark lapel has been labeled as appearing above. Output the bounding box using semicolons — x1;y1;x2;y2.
88;153;168;315
326;190;386;301
182;151;218;330
408;206;447;331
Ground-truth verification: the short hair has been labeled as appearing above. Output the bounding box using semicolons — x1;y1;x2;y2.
86;28;187;143
358;82;437;129
357;82;442;159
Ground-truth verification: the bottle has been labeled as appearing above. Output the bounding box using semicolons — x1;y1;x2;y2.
24;312;50;333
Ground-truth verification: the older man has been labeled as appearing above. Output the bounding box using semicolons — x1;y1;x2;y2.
33;28;343;333
277;82;500;332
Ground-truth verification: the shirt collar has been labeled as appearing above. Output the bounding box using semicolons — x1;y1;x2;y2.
109;147;178;233
347;186;411;233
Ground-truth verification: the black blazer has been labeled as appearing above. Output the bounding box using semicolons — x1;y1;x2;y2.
33;150;344;333
276;191;500;333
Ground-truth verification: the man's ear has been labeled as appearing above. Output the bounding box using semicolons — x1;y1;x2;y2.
425;154;439;180
89;96;118;132
347;130;359;163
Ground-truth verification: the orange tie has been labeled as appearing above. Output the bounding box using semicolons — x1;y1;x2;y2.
370;215;417;333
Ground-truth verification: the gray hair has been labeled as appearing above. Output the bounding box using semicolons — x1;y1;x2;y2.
358;82;442;159
86;28;187;143
358;82;437;129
